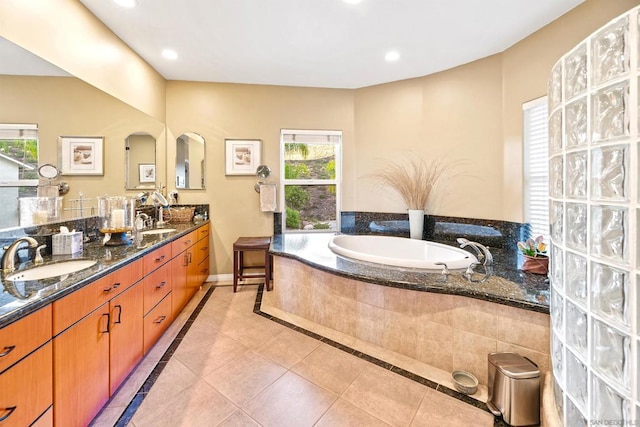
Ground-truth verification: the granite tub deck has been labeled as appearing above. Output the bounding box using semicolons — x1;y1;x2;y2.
264;233;550;411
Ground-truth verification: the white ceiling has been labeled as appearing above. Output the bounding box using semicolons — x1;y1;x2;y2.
6;0;585;88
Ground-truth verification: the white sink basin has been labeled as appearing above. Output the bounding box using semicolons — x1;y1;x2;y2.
5;259;97;282
140;228;177;236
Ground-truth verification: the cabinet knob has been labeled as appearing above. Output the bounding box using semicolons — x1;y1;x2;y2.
155;281;167;289
154;315;167;324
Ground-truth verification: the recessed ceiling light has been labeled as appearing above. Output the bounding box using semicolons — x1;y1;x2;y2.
113;0;138;8
162;49;178;60
385;51;400;62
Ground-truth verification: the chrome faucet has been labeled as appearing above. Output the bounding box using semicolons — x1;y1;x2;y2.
2;237;39;273
457;238;493;267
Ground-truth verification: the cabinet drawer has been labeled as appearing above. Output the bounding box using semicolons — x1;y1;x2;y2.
143;244;172;275
197;223;210;241
171;231;197;257
0;341;52;427
198;256;209;285
0;305;51;374
53;259;143;335
143;262;172;315
143;293;172;355
195;238;209;265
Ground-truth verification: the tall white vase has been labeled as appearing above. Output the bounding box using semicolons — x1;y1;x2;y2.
407;209;424;240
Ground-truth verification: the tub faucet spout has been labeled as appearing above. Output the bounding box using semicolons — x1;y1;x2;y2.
457;238;493;267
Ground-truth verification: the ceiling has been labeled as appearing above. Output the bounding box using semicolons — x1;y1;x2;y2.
8;0;585;89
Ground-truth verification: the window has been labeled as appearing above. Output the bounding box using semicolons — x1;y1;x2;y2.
523;97;549;240
280;129;341;232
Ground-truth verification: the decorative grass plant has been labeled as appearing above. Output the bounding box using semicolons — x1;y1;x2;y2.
369;154;454;212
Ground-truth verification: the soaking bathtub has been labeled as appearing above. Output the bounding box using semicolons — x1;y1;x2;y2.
328;234;477;270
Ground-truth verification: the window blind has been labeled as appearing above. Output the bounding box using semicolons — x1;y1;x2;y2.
0;123;38;139
523;98;549;241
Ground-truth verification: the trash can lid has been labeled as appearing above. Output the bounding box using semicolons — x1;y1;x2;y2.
488;352;540;379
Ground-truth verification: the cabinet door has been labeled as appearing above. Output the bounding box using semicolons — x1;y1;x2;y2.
54;305;110;427
186;246;201;300
0;341;52;427
109;283;144;396
170;252;188;318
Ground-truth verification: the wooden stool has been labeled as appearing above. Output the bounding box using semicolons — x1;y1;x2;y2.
233;236;272;292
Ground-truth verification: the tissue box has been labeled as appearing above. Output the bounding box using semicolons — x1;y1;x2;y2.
52;231;83;255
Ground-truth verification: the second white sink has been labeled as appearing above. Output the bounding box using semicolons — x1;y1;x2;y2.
5;259;97;282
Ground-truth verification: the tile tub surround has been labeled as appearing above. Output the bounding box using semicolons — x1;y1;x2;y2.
265;255;550;393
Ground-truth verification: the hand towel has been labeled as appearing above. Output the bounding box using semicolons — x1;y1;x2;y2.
259;183;277;212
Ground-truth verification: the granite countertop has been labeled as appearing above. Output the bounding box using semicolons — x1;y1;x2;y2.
0;221;208;329
270;233;550;314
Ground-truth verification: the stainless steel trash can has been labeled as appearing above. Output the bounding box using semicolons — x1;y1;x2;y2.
487;352;540;426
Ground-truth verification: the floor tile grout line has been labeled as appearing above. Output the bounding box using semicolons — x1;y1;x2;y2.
112;286;217;427
251;283;503;420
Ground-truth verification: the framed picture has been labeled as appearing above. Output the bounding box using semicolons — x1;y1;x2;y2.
139;163;156;183
59;136;104;176
225;139;261;175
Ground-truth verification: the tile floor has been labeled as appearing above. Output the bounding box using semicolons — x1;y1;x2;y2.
94;282;496;427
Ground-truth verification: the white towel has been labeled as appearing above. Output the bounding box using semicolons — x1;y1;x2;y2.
259;184;277;212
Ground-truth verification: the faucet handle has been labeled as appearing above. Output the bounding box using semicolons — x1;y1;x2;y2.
464;262;482;280
434;262;450;276
35;245;47;265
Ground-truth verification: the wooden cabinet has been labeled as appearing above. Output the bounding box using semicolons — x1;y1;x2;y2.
109;283;144;395
0;222;210;427
53;260;144;427
53;305;110;427
0;341;52;427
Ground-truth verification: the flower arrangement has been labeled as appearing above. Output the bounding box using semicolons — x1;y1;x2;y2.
518;236;548;274
517;236;548;257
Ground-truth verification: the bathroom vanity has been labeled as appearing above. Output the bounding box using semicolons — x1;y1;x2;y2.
0;221;210;427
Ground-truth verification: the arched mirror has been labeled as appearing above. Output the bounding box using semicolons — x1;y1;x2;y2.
175;132;205;189
126;132;156;189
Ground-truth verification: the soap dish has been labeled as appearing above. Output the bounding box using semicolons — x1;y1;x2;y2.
452;370;478;395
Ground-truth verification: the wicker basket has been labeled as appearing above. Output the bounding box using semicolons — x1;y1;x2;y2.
167;206;195;223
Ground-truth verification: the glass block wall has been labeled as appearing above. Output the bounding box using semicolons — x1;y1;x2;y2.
548;6;639;425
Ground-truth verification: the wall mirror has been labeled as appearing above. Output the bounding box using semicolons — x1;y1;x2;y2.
0;36;166;231
126;132;156;189
175;132;205;189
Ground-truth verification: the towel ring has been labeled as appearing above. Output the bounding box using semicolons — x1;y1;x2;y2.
255;165;272;192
